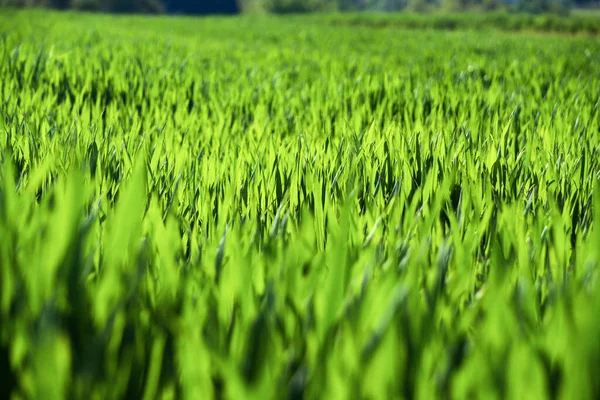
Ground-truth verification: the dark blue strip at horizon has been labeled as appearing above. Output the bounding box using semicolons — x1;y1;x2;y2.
163;0;239;15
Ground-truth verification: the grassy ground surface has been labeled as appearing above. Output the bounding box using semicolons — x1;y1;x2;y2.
1;9;600;400
323;10;600;34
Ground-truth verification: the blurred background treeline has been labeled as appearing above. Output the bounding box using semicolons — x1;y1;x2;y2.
0;0;598;15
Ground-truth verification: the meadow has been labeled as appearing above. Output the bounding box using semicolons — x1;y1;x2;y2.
1;9;600;399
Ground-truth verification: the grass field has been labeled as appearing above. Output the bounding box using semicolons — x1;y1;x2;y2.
324;11;600;34
1;9;600;400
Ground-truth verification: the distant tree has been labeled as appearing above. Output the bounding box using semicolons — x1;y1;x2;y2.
162;0;238;14
380;0;410;10
440;0;469;11
0;0;24;5
480;0;504;10
353;0;410;11
259;0;336;13
49;0;70;8
0;0;41;6
512;0;572;13
337;0;361;11
0;0;165;11
407;0;436;11
105;0;164;13
238;0;263;13
71;0;101;10
441;0;501;10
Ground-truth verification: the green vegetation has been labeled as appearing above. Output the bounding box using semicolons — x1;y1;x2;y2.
1;9;600;400
325;11;600;34
2;0;599;14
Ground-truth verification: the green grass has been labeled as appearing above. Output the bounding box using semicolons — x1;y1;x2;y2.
1;9;600;400
572;8;600;18
324;11;600;34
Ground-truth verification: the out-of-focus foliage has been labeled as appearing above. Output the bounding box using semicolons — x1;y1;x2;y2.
511;0;572;14
440;0;506;11
0;0;164;12
257;0;337;13
1;0;598;13
1;9;600;400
